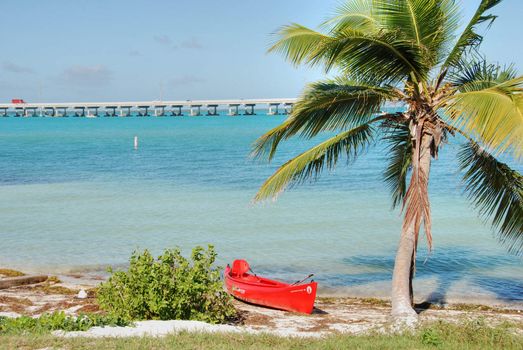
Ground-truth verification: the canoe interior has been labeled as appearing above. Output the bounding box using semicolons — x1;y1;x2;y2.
226;273;287;288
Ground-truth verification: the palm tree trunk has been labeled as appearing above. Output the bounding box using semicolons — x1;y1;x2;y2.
391;133;432;318
391;221;418;317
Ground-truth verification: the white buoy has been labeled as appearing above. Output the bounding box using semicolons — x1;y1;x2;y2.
134;136;138;150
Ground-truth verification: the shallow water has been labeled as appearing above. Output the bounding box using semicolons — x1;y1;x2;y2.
0;114;521;304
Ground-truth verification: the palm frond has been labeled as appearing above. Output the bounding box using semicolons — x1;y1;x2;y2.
442;0;503;69
268;24;331;68
401;123;434;251
331;29;426;83
321;0;380;33
375;0;459;67
254;122;375;201
458;141;523;255
402;163;432;250
448;59;517;91
382;121;412;209
269;21;426;83
443;76;523;159
252;78;395;160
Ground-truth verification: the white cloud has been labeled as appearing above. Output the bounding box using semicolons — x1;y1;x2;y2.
61;64;112;87
168;75;205;87
154;35;203;50
3;61;34;74
153;35;172;45
180;37;203;49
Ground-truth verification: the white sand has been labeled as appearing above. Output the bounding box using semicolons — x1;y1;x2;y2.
54;319;321;338
55;320;241;338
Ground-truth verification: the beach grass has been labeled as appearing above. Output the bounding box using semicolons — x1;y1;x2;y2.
1;320;521;350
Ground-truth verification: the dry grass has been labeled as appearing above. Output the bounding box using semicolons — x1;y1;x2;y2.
358;297;391;307
241;312;275;327
46;276;61;284
0;269;25;278
31;285;78;295
0;295;33;314
317;296;390;307
76;304;101;314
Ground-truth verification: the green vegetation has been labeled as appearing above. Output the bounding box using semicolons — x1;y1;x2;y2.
34;284;78;295
97;245;236;323
0;312;129;335
0;320;521;350
253;0;523;318
46;276;61;283
0;268;25;277
358;297;391;307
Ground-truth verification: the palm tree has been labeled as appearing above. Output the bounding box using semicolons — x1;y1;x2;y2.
252;0;523;320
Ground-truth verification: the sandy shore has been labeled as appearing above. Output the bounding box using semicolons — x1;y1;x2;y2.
1;270;522;337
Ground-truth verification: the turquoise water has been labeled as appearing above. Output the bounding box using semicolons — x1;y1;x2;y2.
0;115;522;304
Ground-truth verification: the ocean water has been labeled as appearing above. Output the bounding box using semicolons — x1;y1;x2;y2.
0;114;522;304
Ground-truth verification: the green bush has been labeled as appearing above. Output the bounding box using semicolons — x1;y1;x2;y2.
96;245;236;323
0;312;129;335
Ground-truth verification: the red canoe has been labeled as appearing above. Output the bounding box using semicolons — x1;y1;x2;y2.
224;259;317;314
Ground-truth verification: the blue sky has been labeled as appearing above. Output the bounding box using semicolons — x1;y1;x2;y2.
0;0;521;102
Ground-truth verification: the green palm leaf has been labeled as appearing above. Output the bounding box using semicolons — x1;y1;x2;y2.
321;0;380;33
458;141;523;255
332;29;425;83
448;59;517;91
254;122;376;201
444;76;523;158
268;24;331;68
252;79;395;160
442;0;503;69
269;22;426;83
375;0;458;67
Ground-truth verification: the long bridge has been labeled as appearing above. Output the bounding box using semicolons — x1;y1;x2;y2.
0;98;297;117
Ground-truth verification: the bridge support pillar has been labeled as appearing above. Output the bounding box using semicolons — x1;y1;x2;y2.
138;106;149;117
244;104;255;115
105;106;117;117
119;106;131;117
228;104;239;116
154;106;166;116
284;103;293;115
87;107;99;117
56;107;68;117
268;103;280;115
24;107;36;117
207;104;218;116
44;107;55;117
190;105;201;116
0;107;8;117
75;107;85;117
171;105;183;116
